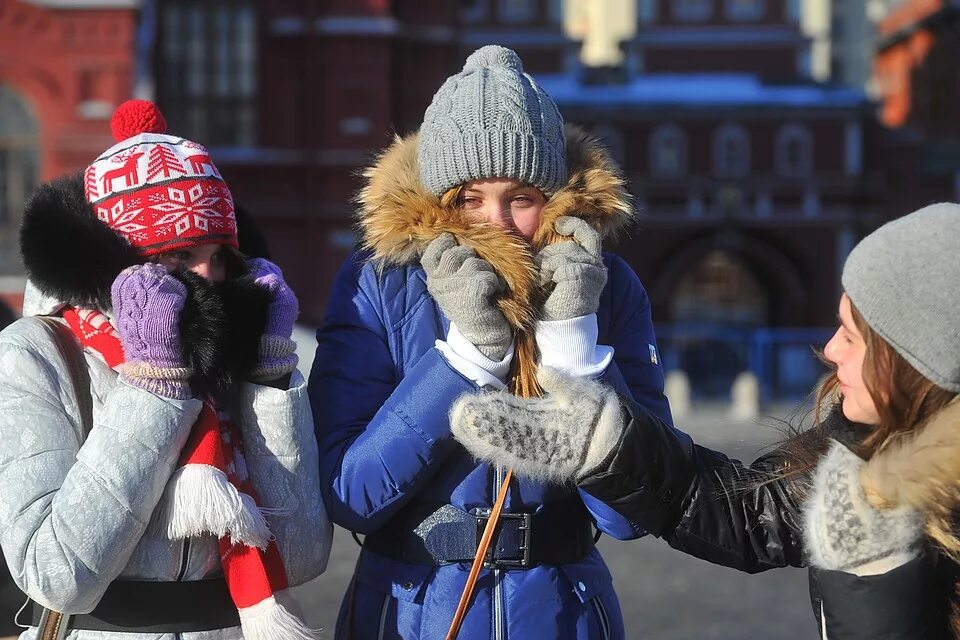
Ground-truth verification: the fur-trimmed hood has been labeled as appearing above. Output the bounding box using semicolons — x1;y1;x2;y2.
862;397;960;557
19;173;270;397
356;124;634;394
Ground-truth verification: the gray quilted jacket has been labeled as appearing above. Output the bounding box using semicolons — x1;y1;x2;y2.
0;295;331;639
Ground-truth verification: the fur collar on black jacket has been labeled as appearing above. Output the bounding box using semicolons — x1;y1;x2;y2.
20;173;270;398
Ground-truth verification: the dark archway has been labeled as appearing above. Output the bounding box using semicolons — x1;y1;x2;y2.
651;231;810;399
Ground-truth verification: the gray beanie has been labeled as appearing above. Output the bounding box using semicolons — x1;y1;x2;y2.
417;45;567;197
841;202;960;392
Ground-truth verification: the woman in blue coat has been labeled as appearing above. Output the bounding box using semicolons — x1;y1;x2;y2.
309;45;672;639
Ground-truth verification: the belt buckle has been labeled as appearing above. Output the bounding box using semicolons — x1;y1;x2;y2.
474;509;532;568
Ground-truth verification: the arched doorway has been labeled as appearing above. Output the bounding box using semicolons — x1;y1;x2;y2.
666;250;769;398
0;85;39;275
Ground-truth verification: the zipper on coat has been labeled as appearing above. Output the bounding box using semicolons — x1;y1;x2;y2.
493;464;506;640
591;597;611;640
175;539;190;581
376;593;390;640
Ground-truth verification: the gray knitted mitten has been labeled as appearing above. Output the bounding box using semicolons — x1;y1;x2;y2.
422;233;513;361
450;368;624;483
804;440;924;573
536;217;607;321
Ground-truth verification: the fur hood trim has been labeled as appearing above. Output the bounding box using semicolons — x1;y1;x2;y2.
19;173;271;397
861;397;960;558
21;173;143;313
357;123;633;270
356;125;634;394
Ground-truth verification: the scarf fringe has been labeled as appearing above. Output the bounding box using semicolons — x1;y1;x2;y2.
239;592;322;640
160;464;273;549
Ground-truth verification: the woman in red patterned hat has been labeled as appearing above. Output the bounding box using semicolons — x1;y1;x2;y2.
0;100;331;640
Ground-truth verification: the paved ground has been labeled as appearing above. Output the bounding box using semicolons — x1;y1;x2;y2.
291;404;819;639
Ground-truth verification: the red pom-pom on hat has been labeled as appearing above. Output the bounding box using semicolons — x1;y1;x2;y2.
110;99;168;142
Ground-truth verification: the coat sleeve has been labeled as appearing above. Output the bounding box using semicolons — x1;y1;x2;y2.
0;327;201;614
577;255;675;539
809;553;940;640
236;371;331;587
579;397;807;573
309;255;476;534
599;254;673;427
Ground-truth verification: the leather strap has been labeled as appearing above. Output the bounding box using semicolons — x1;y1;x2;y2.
37;316;92;438
37;608;68;640
364;501;594;566
446;469;513;640
32;316;92;635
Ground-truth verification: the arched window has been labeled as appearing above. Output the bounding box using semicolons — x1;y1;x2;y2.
649;124;687;178
671;250;767;325
713;124;750;178
0;85;39;275
775;123;814;178
591;123;624;165
668;250;768;397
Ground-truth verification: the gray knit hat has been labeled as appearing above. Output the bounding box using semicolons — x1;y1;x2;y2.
841;202;960;392
417;45;567;197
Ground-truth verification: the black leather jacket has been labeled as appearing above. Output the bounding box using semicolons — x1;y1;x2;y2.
578;399;953;640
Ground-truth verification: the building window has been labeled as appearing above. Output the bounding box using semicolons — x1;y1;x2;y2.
775;123;813;178
0;85;38;275
499;0;536;23
713;124;750;178
159;1;257;147
649;124;687;178
673;0;711;22
462;0;487;23
725;0;764;21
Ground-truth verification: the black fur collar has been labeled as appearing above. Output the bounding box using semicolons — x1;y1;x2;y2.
21;173;143;312
821;406;873;457
179;270;270;399
21;173;272;397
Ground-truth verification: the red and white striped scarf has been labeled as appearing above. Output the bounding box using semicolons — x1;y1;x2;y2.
63;307;318;640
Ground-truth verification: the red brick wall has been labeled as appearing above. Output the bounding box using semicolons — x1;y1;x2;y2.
0;1;136;180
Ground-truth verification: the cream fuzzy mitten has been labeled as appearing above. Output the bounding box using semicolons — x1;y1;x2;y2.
450;368;624;483
804;440;924;574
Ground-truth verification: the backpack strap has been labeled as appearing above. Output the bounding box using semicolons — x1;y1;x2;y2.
36;316;93;439
27;315;93;638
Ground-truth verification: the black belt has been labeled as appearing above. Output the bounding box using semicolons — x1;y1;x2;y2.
364;502;595;568
29;579;240;633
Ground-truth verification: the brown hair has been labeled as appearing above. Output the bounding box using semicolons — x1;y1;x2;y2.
779;300;956;477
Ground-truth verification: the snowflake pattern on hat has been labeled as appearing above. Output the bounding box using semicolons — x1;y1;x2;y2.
84;101;238;256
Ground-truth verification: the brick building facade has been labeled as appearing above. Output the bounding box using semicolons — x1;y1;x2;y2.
2;0;953;398
0;0;139;313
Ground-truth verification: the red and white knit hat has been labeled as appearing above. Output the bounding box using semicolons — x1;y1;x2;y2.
83;100;238;256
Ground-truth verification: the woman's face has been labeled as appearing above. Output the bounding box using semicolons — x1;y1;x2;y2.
823;293;881;425
460;178;546;241
156;243;229;283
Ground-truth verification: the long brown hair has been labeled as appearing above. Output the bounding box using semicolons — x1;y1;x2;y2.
779;299;956;480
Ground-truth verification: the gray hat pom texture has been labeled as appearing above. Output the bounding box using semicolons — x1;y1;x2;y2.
842;202;960;392
418;45;567;197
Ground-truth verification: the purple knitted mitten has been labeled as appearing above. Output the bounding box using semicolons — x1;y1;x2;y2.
111;263;192;399
247;258;299;381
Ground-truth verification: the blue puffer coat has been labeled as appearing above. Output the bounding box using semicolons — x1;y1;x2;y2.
309;128;673;640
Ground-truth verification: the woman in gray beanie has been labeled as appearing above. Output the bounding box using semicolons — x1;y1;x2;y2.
451;202;960;638
310;45;673;638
